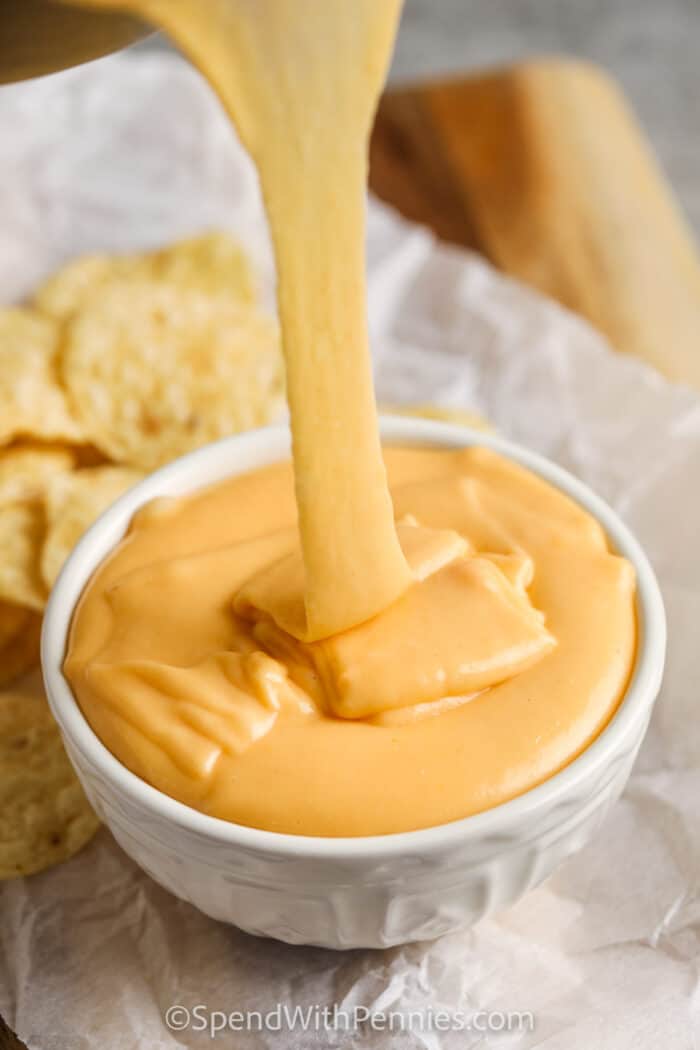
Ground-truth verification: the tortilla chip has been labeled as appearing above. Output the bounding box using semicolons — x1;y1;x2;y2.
0;445;74;504
0;502;47;611
0;611;42;688
148;231;257;301
383;403;492;431
33;256;118;323
0;670;99;879
60;280;284;470
0;600;29;650
41;466;143;588
34;232;256;321
0;308;85;447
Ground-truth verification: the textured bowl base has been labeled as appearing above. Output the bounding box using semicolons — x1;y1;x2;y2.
74;726;644;949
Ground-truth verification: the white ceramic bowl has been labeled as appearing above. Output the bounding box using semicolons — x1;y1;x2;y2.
42;418;666;949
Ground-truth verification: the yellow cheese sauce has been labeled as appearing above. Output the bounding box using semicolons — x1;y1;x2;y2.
65;446;636;836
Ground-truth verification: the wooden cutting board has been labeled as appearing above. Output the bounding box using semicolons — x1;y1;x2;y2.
370;57;700;389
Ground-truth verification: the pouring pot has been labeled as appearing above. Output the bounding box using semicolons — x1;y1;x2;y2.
0;0;151;83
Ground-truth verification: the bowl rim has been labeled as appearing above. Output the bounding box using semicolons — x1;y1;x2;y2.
42;416;666;859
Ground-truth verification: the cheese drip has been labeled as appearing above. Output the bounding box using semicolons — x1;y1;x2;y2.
70;0;411;640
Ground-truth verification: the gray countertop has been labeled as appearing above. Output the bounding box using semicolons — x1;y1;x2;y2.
140;0;700;238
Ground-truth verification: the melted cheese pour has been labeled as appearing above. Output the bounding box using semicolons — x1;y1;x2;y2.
63;0;637;835
65;447;636;836
73;0;411;640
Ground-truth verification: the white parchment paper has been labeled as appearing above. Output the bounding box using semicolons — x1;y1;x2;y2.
1;54;700;1049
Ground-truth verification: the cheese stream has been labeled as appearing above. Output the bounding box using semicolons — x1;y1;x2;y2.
72;0;411;640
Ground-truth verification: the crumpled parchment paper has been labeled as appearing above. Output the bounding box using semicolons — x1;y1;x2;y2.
1;54;700;1050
